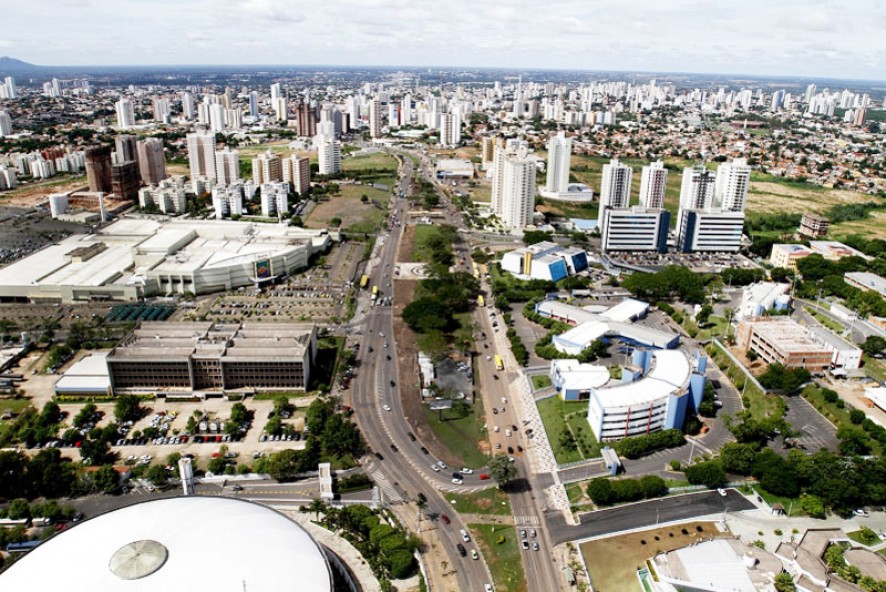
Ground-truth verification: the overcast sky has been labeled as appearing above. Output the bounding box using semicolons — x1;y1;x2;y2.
2;0;884;80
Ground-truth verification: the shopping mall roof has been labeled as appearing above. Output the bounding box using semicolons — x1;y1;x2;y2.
0;496;334;591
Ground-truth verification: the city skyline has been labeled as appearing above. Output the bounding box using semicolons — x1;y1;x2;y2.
1;0;884;81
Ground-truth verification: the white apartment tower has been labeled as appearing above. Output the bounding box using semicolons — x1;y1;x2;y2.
0;111;12;137
282;154;311;195
369;98;382;138
115;98;136;129
318;138;342;175
181;92;195;120
0;77;17;99
252;150;282;185
638;160;668;209
715;158;751;212
491;141;536;229
186;131;217;181
597;159;633;228
544;131;572;194
215;149;241;185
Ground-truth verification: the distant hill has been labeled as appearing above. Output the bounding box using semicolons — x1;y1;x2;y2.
0;57;44;75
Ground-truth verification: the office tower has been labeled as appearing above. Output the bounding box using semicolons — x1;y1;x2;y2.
369;98;382;138
317;120;335;141
181;92;196;120
225;108;242;130
186;131;217;180
318;138;341;175
252;150;282;185
282;154;311;195
111;161;140;200
209;103;226;132
0;111;12;137
114;135;138;164
215;149;241;185
115;98;136;129
638;160;668;209
387;102;399;129
153;98;171;123
295;102;317;137
597;158;633;228
714;158;750;212
544;131;572;194
602;208;670;253
136;138;167;185
85;146;113;193
270;82;281;101
248;92;258;118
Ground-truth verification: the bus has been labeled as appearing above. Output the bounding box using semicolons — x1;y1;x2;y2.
493;355;504;371
371;285;379;303
359;275;370;289
477;294;485;307
6;540;41;553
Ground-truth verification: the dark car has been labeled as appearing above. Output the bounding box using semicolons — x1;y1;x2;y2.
456;543;467;557
390;444;399;452
375;452;384;460
441;514;451;525
420;446;429;455
407;432;416;441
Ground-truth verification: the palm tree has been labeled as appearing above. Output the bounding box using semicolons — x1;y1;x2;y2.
306;497;327;521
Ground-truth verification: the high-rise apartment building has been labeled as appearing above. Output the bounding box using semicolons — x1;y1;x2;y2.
273;97;288;122
248;92;258;118
714;158;751;211
252;151;282;185
114;135;138;164
111;161;141;200
181;92;196;120
544;131;572;194
209;103;226;132
282;154;311;195
0;111;12;137
318;138;341;175
136;138;167;186
491;141;536;229
295;102;316;137
597;158;633;228
215;149;241;185
0;77;17;99
153;98;171;123
115;98;136;129
676;164;716;233
369;98;382;138
85;146;114;193
186;131;217;181
638;160;668;209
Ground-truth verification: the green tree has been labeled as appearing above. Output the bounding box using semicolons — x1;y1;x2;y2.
720;443;757;475
114;397;142;423
487;454;517;489
684;460;726;488
586;478;613;505
145;464;169;487
94;465;120;494
7;498;30;520
862;335;886;357
774;572;796;592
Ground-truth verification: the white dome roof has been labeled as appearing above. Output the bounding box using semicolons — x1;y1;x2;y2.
0;496;333;592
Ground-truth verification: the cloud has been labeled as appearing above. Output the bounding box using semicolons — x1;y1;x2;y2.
0;40;16;48
778;10;838;32
548;16;593;35
239;0;306;23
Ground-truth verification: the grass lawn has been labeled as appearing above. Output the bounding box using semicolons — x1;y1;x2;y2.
808;309;847;334
696;315;728;341
422;400;489;468
802;384;882;455
0;398;34;415
470;524;527;592
341;151;398;173
865;357;886;383
847;529;880;546
536;397;600;464
581;522;727;592
566;482;587;504
531;375;552;390
706;344;784;421
412;224;453;263
305;183;390;234
446;488;511;515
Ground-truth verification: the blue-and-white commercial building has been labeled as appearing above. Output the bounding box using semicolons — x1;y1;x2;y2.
550;359;611;401
736;282;792;320
500;241;588;282
587;349;708;441
534;299;680;354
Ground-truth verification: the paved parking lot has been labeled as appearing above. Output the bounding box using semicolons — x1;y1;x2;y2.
783;395;838;452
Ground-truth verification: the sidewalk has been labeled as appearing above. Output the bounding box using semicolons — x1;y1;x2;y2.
393;502;462;592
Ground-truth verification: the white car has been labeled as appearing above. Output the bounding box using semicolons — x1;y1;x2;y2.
460;529;471;542
485;585;493;592
452;478;463;485
717;488;727;497
382;404;391;412
431;464;441;472
493;425;500;433
461;468;474;475
501;397;507;404
505;429;512;437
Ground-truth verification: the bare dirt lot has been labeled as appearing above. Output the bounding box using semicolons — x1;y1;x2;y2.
746;181;872;215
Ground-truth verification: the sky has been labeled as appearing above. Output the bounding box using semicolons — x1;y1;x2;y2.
2;0;885;80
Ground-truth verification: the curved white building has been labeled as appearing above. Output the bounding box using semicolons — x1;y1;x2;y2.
587;349;706;441
0;496;352;592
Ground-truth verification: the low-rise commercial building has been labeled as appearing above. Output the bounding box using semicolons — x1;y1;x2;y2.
500;241;588;281
845;271;886;298
809;241;868;261
799;213;830;238
769;243;813;270
550;359;610;401
587;349;706;441
106;321;317;395
736;317;833;372
736;282;791;320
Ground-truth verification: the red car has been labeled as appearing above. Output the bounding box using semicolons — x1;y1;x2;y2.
479;474;489;480
441;514;451;525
